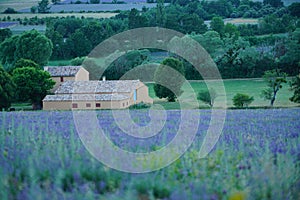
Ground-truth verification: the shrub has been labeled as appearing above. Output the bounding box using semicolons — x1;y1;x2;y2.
90;0;100;3
70;57;85;66
153;183;171;199
232;93;254;108
129;102;151;109
30;6;37;13
3;8;17;14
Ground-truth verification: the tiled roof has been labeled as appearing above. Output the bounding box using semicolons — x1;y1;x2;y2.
55;80;141;94
43;93;130;101
44;66;82;77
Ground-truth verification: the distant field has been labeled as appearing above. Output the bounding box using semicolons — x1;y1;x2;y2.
10;25;46;34
19;3;168;12
0;13;117;20
0;0;39;13
147;79;298;109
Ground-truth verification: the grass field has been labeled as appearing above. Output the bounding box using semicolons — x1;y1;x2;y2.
147;79;298;109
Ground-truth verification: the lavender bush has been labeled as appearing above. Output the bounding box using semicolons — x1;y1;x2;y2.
0;108;299;199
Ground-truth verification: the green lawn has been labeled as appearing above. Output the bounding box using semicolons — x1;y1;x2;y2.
147;78;298;109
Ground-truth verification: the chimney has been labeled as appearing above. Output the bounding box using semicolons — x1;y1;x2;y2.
102;76;106;81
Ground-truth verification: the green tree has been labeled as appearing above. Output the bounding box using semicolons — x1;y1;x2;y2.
197;88;217;107
156;0;165;27
154;57;185;102
15;59;40;70
12;67;55;110
15;30;53;66
0;65;15;111
261;69;287;106
232;93;254;108
128;8;148;29
52;0;61;4
0;28;12;43
0;35;19;71
210;17;225;36
289;74;300;103
90;0;100;3
288;3;300;17
38;0;50;13
263;0;283;8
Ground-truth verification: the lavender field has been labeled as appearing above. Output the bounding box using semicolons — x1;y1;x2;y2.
0;108;300;200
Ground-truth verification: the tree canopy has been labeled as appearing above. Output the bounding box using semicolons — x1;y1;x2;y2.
154;57;185;102
261;69;287;106
12;67;55;110
0;65;15;111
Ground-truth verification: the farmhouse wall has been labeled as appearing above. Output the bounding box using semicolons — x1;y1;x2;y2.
75;67;89;81
43;99;130;110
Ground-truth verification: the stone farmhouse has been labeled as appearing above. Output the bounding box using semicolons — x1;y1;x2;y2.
44;66;89;92
43;66;153;110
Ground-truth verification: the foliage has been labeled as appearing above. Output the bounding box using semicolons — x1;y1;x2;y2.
15;30;53;66
232;93;254;108
0;30;52;67
14;59;40;71
89;0;100;3
0;28;12;43
38;0;51;13
70;57;85;66
263;0;283;8
197;88;217;107
30;6;37;13
129;102;151;109
261;69;287;106
210;16;225;36
104;49;150;80
288;3;300;17
289;74;300;103
12;67;55;110
154;57;185;102
52;0;61;4
0;65;15;111
0;35;19;71
3;8;17;14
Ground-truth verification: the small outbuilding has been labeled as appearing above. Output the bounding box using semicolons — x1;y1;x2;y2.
44;66;89;92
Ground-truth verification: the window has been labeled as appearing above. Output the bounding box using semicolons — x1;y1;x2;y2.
133;89;137;102
126;102;128;106
60;77;64;82
86;103;91;108
96;103;101;108
123;103;125;107
72;103;78;108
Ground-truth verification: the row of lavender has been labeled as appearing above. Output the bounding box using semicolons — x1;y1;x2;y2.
0;109;299;199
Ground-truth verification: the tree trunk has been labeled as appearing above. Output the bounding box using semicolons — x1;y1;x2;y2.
32;102;42;110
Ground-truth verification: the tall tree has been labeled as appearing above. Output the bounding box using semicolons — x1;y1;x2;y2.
290;74;300;103
12;67;55;110
197;88;217;107
263;0;283;8
261;69;287;106
210;17;225;36
0;28;12;43
51;0;61;4
0;65;15;111
15;30;53;66
156;0;165;27
0;35;19;71
38;0;51;13
154;57;185;102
